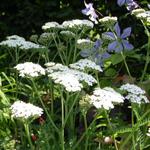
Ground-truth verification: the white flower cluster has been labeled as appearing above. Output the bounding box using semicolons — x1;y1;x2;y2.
42;19;94;32
88;87;124;110
146;127;150;137
49;72;83;92
136;11;150;18
60;31;75;39
0;35;45;50
69;59;102;72
42;22;63;31
10;101;43;119
131;9;146;16
99;16;117;26
120;83;149;104
38;32;55;44
68;69;97;86
62;19;94;29
132;9;150;24
76;39;94;49
14;62;45;78
45;62;69;73
45;62;97;92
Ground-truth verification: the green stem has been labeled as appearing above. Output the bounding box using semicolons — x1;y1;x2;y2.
24;122;34;150
67;39;73;65
60;89;65;150
72;116;97;150
104;110;119;150
121;51;132;78
131;104;136;150
31;79;59;134
52;34;65;65
83;114;88;150
64;92;80;126
140;23;150;82
72;37;78;63
95;71;100;87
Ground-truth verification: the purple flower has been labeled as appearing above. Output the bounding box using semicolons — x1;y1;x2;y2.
81;1;98;24
104;23;134;53
80;39;111;66
117;0;138;11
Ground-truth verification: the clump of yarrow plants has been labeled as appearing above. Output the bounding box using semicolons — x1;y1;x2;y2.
0;0;150;150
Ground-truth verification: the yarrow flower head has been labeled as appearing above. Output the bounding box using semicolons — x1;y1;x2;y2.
136;11;150;25
62;19;94;31
77;39;94;49
104;22;134;52
45;62;97;92
120;83;149;104
42;21;63;31
88;87;124;110
117;0;138;11
80;39;111;66
10;101;43;119
69;59;103;72
60;31;75;39
14;62;45;78
38;32;55;45
49;72;83;92
146;127;150;137
81;1;98;24
131;8;146;16
99;16;117;27
0;35;45;50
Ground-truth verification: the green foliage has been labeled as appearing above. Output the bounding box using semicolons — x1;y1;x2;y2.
0;0;150;149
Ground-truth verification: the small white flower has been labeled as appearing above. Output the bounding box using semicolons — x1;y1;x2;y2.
49;72;83;92
45;62;69;73
10;101;43;119
131;9;146;16
120;83;145;95
62;19;94;30
146;127;150;137
6;35;25;41
120;83;149;104
60;31;75;39
132;9;150;24
45;62;56;67
76;39;94;49
99;16;117;26
68;69;97;86
45;62;97;92
42;22;63;31
69;59;102;72
0;35;45;50
38;32;55;44
125;94;149;104
136;11;150;19
14;62;45;78
89;87;124;110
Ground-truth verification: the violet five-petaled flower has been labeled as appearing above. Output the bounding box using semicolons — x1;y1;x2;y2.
81;1;98;24
80;39;110;66
104;23;134;53
117;0;138;11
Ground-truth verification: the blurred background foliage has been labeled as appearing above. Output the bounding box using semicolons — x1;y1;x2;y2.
0;0;149;41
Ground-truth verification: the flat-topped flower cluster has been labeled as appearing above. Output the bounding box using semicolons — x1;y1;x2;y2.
42;19;94;32
14;62;45;78
10;101;43;119
88;87;124;110
120;83;149;104
45;60;101;92
0;35;45;50
69;59;102;72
